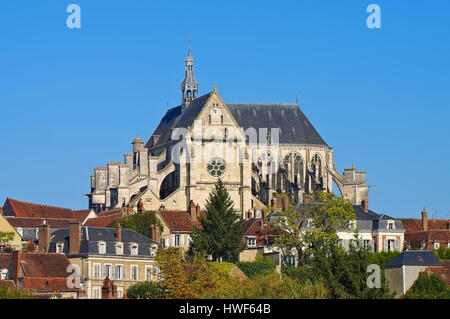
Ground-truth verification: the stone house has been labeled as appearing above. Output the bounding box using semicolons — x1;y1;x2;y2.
401;208;450;250
42;221;161;299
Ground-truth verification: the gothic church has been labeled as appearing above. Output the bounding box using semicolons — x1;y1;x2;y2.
87;49;369;217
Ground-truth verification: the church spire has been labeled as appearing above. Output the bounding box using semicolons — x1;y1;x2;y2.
181;37;198;105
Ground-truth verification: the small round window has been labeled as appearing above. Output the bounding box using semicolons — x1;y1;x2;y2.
207;157;226;177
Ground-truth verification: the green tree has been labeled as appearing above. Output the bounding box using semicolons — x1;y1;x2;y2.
114;211;163;239
189;179;244;262
0;284;32;299
126;281;162;299
236;254;276;278
403;272;450;299
0;231;15;245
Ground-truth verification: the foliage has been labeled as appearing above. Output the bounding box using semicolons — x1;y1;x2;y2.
0;284;32;299
155;248;219;299
189;179;244;262
433;246;450;260
403;272;450;299
236;254;276;278
114;211;163;239
368;251;401;269
125;281;162;299
207;262;234;276
206;272;328;299
0;231;15;244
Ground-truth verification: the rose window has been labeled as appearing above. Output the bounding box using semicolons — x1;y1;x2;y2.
207;157;226;177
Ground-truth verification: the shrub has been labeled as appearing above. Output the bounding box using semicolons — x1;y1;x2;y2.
236;254;276;278
0;284;32;299
114;211;163;239
126;281;162;299
367;251;401;269
403;272;450;299
207;262;234;275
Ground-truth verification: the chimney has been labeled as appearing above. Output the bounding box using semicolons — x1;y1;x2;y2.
195;204;201;223
361;199;368;213
26;240;37;253
116;223;122;242
421;208;428;231
38;220;50;253
12;250;24;281
149;224;161;243
102;277;118;299
69;221;82;255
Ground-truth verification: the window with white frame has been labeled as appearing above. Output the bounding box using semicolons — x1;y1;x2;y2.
421;242;426;249
103;264;112;279
1;269;7;280
246;236;256;248
130;243;138;256
163;238;170;248
16;227;23;238
92;286;101;299
146;266;153;281
174;235;182;247
434;242;440;249
363;240;371;249
387;239;395;252
448;242;450;248
116;243;123;255
387;221;395;230
115;265;124;280
98;241;106;254
93;263;100;279
131;265;138;281
117;287;123;299
149;244;157;257
56;242;64;254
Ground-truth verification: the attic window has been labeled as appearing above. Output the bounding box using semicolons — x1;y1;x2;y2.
56;243;64;254
387;221;395;230
246;236;256;248
116;243;123;255
98;241;106;254
130;243;138;256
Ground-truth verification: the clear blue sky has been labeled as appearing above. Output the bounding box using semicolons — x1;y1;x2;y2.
0;1;449;219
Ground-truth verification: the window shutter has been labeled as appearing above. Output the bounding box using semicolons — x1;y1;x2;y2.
383;239;388;251
111;265;115;280
394;240;399;251
370;240;375;252
180;235;184;247
103;265;107;278
172;235;176;246
123;265;126;280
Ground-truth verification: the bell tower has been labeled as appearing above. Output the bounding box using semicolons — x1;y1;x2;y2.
181;47;198;105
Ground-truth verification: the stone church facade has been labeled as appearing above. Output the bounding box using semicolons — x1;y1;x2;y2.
86;49;369;218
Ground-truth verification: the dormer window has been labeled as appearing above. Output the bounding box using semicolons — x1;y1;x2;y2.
149;244;158;257
98;241;106;254
56;242;64;254
130;243;138;256
387;221;395;230
246;236;257;248
116;243;123;255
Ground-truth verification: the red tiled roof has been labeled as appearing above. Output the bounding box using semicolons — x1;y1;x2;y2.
241;218;277;246
20;253;72;278
84;212;122;228
97;209;122;217
401;218;450;232
158;211;196;232
2;198;91;223
405;230;450;243
5;217;76;229
23;277;75;291
0;253;12;269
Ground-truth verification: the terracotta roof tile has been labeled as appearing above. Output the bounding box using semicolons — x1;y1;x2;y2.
0;253;12;269
5;217;75;229
241;218;277;246
84;212;122;228
23;277;75;291
2;198;92;223
97;209;122;217
158;211;195;232
20;253;72;278
401;218;450;232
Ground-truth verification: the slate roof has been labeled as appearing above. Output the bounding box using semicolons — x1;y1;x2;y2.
145;92;328;150
385;251;442;268
227;103;327;145
49;227;160;256
2;198;91;223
